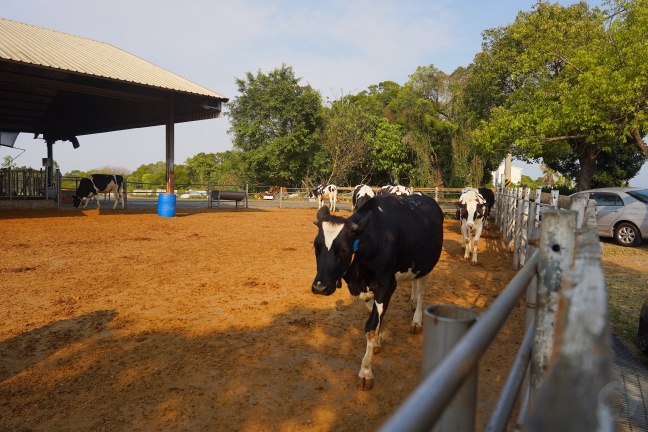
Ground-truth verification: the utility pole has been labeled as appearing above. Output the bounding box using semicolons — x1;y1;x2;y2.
504;153;512;187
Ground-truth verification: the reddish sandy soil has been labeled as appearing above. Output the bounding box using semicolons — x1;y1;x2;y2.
0;206;524;431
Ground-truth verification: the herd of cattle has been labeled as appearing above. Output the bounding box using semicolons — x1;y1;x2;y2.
310;183;495;390
71;174;496;391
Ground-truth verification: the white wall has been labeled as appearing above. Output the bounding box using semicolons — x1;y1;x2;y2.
492;162;523;186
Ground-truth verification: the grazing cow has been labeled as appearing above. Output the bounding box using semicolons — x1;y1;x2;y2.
478;187;495;226
312;194;444;390
310;184;337;211
268;186;288;198
351;184;375;212
455;187;487;264
379;185;412;196
73;174;125;210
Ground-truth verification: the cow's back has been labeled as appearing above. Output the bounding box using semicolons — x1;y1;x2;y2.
350;194;443;277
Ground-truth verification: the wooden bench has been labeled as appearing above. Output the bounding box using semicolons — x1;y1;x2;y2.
208;190;247;208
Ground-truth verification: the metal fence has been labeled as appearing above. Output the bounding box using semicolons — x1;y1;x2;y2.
380;188;614;431
0;167;55;200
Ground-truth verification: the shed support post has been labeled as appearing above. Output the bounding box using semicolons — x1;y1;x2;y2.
166;97;175;194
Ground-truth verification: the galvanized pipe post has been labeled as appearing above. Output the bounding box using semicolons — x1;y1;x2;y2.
422;305;480;432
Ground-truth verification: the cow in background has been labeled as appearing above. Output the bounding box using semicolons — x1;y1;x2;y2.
455;187;487;264
310;184;337;211
312;194;444;390
268;186;288;198
478;187;495;227
73;174;125;210
380;185;412;196
351;184;375;212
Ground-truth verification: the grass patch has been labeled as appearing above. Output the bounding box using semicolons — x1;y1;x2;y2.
601;240;648;346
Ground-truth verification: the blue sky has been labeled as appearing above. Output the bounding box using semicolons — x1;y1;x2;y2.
5;0;645;186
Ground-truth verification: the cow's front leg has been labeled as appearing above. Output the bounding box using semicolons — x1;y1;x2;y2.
470;224;483;264
358;328;378;391
358;308;382;391
357;284;393;391
463;232;473;260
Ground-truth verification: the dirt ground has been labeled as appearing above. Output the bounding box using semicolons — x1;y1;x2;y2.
0;206;525;432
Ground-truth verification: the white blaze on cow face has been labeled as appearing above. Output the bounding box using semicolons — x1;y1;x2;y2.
322;221;344;250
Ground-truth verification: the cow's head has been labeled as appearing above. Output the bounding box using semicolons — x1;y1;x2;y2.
455;189;486;229
312;206;360;296
72;195;81;208
309;186;322;198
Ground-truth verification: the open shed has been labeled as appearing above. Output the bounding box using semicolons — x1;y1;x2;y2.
0;17;228;195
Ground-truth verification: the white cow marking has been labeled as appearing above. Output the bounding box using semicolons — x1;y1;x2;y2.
322;221;344;250
395;267;418;282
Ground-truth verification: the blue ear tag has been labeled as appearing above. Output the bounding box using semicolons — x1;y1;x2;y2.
352;239;360;252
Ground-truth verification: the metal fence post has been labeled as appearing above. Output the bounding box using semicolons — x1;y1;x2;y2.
423;305;480;432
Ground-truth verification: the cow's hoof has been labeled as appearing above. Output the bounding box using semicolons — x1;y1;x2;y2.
357;377;374;391
410;324;422;334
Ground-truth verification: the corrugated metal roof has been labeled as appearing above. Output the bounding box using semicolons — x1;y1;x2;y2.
0;17;226;100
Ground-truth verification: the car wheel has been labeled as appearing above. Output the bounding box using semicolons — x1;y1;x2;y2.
614;222;642;247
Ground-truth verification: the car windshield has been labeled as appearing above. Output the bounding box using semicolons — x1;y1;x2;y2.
627;189;648;204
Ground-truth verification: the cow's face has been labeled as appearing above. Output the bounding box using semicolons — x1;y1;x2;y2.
312;206;358;296
456;192;486;229
72;195;81;208
309;186;321;198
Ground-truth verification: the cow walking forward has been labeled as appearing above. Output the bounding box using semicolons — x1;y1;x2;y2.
73;174;125;210
351;184;375;212
477;187;495;227
310;184;337;211
455;187;487;264
312;194;444;390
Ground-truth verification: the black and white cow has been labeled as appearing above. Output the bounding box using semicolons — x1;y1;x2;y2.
379;185;412;196
351;184;375;212
477;187;495;227
310;184;337;211
73;174;125;210
312;194;444;390
455;187;487;264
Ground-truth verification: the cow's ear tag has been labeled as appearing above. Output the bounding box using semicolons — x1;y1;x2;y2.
352;239;360;252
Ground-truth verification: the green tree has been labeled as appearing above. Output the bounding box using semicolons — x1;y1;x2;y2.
2;155;16;169
226;64;323;186
471;1;648;190
185;151;246;185
128;162;167;189
317;97;376;185
371;117;410;184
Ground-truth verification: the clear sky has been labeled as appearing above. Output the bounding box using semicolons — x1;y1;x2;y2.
4;0;645;186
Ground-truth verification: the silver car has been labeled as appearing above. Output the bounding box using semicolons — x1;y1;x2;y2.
571;187;648;246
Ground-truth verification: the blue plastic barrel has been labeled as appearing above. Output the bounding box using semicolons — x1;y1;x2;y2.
157;193;176;217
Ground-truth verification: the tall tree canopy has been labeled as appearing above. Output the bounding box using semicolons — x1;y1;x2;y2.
226;64;323;186
470;0;648;190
